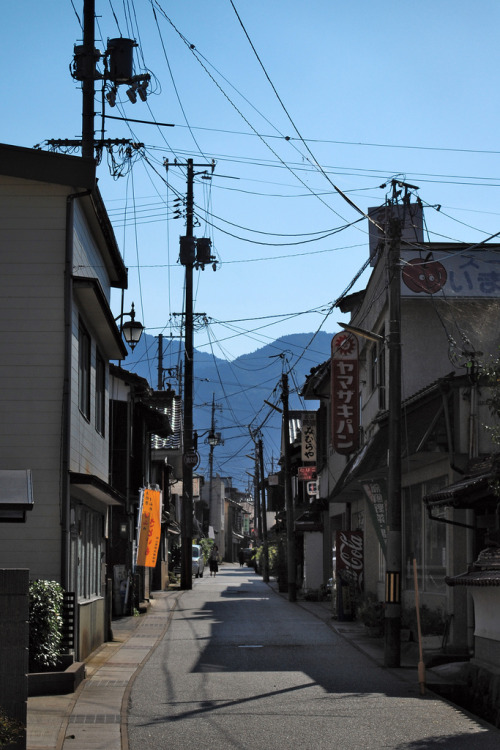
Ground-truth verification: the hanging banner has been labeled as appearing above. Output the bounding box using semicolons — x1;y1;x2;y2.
136;488;162;568
301;411;317;462
363;480;387;556
331;332;359;455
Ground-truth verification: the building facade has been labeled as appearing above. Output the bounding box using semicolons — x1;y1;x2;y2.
0;143;128;659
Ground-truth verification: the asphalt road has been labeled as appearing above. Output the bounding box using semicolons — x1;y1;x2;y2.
128;565;500;749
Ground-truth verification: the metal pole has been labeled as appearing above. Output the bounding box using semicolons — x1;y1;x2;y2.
384;214;402;667
282;373;296;602
181;159;194;590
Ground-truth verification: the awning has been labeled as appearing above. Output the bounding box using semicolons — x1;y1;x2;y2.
0;469;34;522
70;472;125;507
331;424;388;501
73;277;127;360
424;455;500;510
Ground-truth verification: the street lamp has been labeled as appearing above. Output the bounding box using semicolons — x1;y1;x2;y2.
116;303;144;351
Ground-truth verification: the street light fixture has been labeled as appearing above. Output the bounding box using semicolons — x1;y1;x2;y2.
116;302;144;351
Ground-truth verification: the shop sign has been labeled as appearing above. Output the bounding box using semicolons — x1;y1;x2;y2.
298;465;316;481
301;411;317;462
331;331;359;455
136;488;162;568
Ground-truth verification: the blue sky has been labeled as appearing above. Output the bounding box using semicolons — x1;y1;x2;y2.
3;1;500;367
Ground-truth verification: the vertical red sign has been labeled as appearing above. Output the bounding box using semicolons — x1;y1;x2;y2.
331;331;359;455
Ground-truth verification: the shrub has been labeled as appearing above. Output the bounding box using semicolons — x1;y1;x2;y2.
0;707;23;748
198;538;214;564
29;580;64;672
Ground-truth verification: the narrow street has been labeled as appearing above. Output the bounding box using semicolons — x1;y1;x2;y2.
127;565;500;750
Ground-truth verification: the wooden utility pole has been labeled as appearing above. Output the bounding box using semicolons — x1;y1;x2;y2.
175;158;216;589
281;372;296;602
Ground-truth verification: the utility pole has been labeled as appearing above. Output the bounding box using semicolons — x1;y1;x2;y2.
384;205;403;667
258;437;269;583
157;333;164;391
81;0;96;159
180;159;195;591
281;372;296;602
173;158;216;590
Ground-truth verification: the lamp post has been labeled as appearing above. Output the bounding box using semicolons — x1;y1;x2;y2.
115;303;144;351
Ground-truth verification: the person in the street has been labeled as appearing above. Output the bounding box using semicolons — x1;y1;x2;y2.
238;548;245;567
209;544;219;576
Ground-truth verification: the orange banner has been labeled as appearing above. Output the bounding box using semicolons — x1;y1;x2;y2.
136;489;162;567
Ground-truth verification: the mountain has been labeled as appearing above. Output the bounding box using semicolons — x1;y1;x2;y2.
120;331;333;489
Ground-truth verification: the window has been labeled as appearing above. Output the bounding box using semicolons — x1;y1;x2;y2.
95;351;105;436
76;506;103;600
78;321;91;420
403;477;447;594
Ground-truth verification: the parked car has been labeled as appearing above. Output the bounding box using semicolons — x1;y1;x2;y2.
192;544;205;578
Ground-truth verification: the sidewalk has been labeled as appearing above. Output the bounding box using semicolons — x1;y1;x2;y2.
27;590;181;750
26;579;469;750
270;582;469;694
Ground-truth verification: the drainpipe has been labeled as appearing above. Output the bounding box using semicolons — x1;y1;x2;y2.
62;190;92;592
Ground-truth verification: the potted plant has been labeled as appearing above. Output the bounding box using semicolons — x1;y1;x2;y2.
403;604;446;649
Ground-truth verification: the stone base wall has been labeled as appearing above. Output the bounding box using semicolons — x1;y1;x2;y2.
464;660;500;728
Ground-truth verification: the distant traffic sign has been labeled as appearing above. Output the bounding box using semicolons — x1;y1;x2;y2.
183;452;200;469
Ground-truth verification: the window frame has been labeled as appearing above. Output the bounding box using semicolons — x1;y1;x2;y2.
78;319;91;421
95;349;106;437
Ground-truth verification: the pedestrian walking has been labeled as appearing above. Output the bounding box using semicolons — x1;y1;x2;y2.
238;548;245;567
209;544;219;576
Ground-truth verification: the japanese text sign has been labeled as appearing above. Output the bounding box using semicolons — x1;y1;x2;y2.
301;411;317;462
331;332;359;455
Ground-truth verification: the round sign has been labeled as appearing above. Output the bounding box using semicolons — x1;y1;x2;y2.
183;452;200;469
